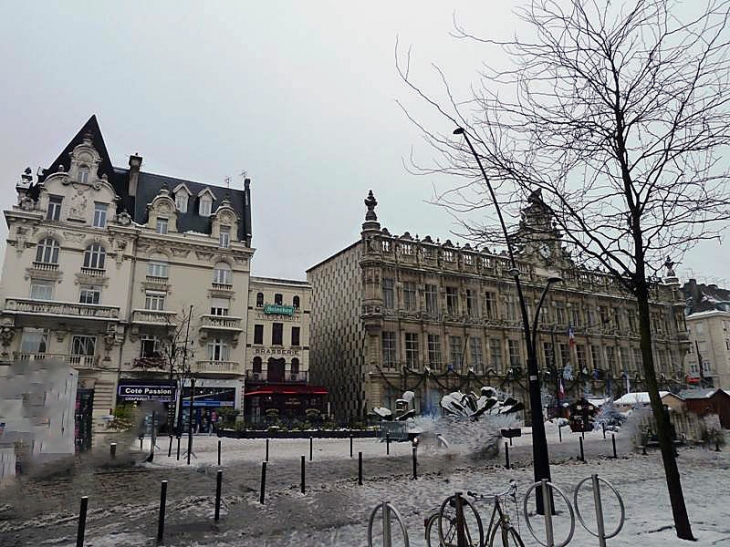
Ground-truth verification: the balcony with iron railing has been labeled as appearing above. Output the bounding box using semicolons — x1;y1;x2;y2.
192;360;239;374
3;298;120;320
246;370;309;383
131;309;177;325
200;315;243;332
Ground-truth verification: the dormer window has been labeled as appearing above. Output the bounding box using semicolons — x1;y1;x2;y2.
219;226;231;248
199;198;212;216
156;218;168;234
78;166;90;184
175;192;188;213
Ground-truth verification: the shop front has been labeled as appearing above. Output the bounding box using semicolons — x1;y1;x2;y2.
179;378;244;434
244;384;328;425
116;379;178;433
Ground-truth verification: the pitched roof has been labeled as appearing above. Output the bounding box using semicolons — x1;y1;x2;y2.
679;388;730;400
614;391;670;405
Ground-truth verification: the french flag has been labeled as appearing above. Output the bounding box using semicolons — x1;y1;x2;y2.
568;325;576;348
558;377;565;399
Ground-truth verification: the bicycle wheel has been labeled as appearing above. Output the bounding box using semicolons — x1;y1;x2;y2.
488;523;525;547
438;495;484;547
426;513;449;547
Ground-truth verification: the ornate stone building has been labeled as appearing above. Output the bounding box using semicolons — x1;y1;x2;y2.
0;116;253;428
307;191;689;423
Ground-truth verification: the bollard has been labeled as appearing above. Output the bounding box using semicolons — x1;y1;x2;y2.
217;440;222;467
309;436;313;462
612;434;617;459
386;432;390;455
157;480;167;542
602;422;606;439
214;470;222;522
558;424;562;443
381;501;392;547
412;445;418;480
579;436;585;462
541;479;555;547
510;435;513;447
76;496;88;547
358;451;363;486
582;428;585;440
265;438;269;462
140;435;144;450
110;442;117;460
260;461;267;504
176;436;181;461
591;474;606;545
505;442;510;469
455;492;468;547
350;435;354;458
301;455;306;494
167;436;173;458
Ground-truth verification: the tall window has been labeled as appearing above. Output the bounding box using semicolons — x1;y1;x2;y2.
274;293;283;305
254;325;264;345
484;292;495;319
145;291;166;311
207;338;229;361
633;348;643;371
449;336;463;368
175;192;188;213
140;335;161;357
80;286;101;305
466;289;475;317
256;292;264;307
382;278;395;309
30;281;54;301
505;296;518;321
606;346;616;373
508;340;521;367
210;297;229;316
291;326;301;346
213;263;232;285
72;335;96;356
20;328;48;354
291;358;300;374
219;226;231;248
427;334;441;367
83;244;106;269
469;337;483;368
559;343;570;368
543;342;554;367
148;260;169;278
35;238;60;264
556;303;566;325
93;202;107;228
156;218;168;234
577;344;587;370
490;338;503;370
425;284;439;315
446;287;458;315
252;356;262;373
591;345;603;368
405;333;419;368
46;196;62;221
382;331;396;366
403;281;417;311
293;295;300;309
199;197;212;216
272;322;283;345
620;347;631;372
78;166;90;184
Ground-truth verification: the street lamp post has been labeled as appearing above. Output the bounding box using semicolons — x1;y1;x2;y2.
454;128;561;512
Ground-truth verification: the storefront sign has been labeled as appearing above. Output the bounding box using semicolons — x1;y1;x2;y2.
255;312;295;321
253;348;300;356
263;304;295;316
117;381;177;402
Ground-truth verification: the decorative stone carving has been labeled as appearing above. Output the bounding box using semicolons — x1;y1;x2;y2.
171;248;190;258
0;327;15;348
68;187;88;220
116;211;132;226
196;251;214;261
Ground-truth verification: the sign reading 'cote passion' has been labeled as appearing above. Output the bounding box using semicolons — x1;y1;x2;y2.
117;381;177;402
263;304;295;316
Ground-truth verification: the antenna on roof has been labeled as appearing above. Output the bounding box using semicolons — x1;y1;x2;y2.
239;170;248;182
224;176;231;190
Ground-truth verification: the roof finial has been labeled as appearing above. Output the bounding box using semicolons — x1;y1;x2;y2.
364;190;378;221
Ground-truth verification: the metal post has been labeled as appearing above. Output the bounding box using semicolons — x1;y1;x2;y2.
259;462;267;504
602;422;606;439
76;496;88;547
412;445;417;480
309;436;313;461
187;376;195;465
505;442;510;469
612;434;617;458
265;438;269;462
350;435;353;458
140;436;143;450
579;436;585;462
358;451;363;486
110;442;117;459
386;432;390;455
558;424;562;443
217;440;221;466
157;480;167;542
167;436;173;458
591;474;607;547
301;455;306;494
214;470;222;522
542;479;555;547
176;436;181;461
455;492;468;547
381;501;392;547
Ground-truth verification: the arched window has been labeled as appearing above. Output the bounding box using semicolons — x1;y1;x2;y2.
78;166;90;184
290;358;300;374
274;293;283;305
256;292;264;307
35;238;60;264
83;244;106;269
252;356;262;373
213;262;231;285
293;295;300;309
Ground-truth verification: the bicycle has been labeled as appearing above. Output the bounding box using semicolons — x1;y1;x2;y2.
424;481;524;547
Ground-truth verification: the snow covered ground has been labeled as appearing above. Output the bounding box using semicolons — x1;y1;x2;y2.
0;425;728;546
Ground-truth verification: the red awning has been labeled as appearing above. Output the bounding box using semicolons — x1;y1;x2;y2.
245;385;328;396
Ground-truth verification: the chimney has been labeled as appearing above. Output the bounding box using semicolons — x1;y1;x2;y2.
128;153;143;197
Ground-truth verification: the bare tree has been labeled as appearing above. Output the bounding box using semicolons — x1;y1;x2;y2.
398;0;730;539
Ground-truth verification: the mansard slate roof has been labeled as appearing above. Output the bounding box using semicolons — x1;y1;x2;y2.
38;115;252;243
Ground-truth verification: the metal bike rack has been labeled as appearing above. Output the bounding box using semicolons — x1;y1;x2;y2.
573;474;625;546
368;501;410;547
523;479;576;547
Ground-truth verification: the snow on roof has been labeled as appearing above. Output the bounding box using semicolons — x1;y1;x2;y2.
587;397;612;408
614;391;670;405
680;388;729;400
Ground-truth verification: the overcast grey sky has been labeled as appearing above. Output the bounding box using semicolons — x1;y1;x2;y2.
1;1;727;284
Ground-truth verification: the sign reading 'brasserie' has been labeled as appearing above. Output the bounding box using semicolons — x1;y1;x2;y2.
117;382;176;402
253;348;300;356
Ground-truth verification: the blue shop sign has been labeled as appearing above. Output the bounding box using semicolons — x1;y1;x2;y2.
117;381;177;402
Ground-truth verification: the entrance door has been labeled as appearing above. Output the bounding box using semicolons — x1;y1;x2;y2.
267;358;285;382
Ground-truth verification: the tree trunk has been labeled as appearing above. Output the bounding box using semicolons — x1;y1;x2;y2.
636;280;695;540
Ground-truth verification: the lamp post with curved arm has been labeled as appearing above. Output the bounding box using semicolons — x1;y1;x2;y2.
453;127;561;512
